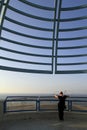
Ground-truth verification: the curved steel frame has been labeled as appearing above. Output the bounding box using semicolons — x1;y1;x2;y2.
0;0;87;74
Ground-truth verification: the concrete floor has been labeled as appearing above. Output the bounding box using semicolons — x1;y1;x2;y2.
0;112;87;130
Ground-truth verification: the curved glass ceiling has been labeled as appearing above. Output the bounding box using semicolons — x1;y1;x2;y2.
0;0;87;74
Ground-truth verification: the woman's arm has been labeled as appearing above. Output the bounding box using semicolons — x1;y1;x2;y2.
54;95;58;99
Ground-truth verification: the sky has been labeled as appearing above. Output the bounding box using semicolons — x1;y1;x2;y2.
0;0;87;96
0;70;87;95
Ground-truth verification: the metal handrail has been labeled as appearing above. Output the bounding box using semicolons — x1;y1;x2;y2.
3;96;87;113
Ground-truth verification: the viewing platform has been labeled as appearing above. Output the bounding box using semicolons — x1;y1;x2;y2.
0;96;87;130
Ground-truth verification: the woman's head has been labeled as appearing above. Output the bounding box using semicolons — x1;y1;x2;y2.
59;91;63;96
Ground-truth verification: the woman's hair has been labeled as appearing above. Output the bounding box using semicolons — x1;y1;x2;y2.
60;91;63;95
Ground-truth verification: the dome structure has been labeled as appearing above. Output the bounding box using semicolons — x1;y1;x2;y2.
0;0;87;74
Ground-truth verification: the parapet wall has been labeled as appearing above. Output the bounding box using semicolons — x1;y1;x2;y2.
0;101;4;121
0;100;58;121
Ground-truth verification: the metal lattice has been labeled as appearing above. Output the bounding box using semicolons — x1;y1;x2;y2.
0;0;87;74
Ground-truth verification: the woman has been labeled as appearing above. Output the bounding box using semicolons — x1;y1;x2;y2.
54;91;69;121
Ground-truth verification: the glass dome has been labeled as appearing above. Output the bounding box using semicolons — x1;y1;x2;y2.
0;0;87;74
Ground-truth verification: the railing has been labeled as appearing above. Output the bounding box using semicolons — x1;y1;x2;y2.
3;96;87;113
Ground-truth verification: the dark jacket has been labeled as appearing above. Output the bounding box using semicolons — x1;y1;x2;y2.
58;95;67;110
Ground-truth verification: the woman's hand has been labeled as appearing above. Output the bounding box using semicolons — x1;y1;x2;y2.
54;95;58;99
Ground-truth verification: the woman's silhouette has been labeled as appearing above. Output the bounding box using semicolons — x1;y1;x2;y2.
54;91;69;121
